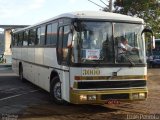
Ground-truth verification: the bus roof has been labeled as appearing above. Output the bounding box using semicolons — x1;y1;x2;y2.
47;11;144;23
14;11;144;32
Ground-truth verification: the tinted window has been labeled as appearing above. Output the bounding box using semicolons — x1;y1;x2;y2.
23;31;28;46
18;32;23;46
46;24;52;45
46;22;58;45
12;34;16;46
14;34;18;46
51;23;58;45
40;26;45;45
29;29;36;46
63;26;70;48
35;27;40;45
57;27;63;64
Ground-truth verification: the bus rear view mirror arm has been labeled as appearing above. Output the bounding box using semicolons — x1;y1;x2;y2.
141;26;153;36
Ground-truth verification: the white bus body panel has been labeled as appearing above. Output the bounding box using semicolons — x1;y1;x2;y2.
28;48;35;63
70;67;147;89
21;48;28;61
35;48;44;65
43;48;59;68
12;47;70;102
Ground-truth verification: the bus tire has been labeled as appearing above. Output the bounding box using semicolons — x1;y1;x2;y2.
50;77;66;105
19;65;26;82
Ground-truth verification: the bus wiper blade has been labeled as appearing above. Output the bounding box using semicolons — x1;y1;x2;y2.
127;56;135;67
122;54;135;67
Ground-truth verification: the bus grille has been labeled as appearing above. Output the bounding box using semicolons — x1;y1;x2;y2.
77;80;146;89
101;93;129;100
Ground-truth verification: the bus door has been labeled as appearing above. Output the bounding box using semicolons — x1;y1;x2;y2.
57;25;71;101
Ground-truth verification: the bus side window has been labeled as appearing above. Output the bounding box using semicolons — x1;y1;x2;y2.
35;27;40;45
58;27;63;64
23;31;29;46
57;25;70;65
51;22;58;45
40;26;46;45
18;32;23;46
12;34;16;46
46;22;58;45
46;24;52;45
29;29;36;46
62;26;70;62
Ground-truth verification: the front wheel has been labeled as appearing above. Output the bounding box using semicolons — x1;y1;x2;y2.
50;77;66;104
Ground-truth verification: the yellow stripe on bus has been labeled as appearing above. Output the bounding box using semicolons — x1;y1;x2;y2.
74;75;147;80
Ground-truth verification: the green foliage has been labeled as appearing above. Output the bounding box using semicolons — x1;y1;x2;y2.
114;0;160;38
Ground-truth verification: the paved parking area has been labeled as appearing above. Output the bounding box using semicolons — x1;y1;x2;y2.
0;68;51;119
0;67;160;120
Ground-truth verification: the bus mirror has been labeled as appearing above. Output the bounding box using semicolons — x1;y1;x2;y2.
141;26;153;36
67;33;73;48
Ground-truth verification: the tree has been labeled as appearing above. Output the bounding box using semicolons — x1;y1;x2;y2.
114;0;160;38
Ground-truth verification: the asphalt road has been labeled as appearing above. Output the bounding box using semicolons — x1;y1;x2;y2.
0;67;51;119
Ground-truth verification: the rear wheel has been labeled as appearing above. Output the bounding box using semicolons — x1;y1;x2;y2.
19;65;26;82
50;77;66;104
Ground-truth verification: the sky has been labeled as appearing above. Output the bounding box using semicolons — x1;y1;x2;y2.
0;0;109;26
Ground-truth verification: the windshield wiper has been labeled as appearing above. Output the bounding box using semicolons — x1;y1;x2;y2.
121;54;135;67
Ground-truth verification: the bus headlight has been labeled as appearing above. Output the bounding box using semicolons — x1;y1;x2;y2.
132;93;146;99
132;93;139;99
80;95;87;101
87;95;97;101
80;95;97;101
139;93;145;99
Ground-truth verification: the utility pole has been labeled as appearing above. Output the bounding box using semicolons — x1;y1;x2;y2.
108;0;113;12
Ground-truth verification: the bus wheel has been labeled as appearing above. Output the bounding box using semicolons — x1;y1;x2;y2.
50;77;65;104
19;65;25;82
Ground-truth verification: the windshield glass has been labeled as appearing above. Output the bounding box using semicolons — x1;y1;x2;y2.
114;23;145;64
71;21;145;65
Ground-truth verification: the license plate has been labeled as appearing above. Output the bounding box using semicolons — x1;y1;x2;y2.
105;99;120;104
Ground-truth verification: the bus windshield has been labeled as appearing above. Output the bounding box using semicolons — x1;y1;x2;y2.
71;21;145;65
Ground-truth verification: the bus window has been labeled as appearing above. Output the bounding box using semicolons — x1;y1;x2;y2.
12;34;16;46
57;25;70;65
14;34;18;46
46;22;58;45
58;27;63;64
51;22;58;45
62;26;70;62
23;31;28;46
40;26;46;45
46;24;52;45
63;26;70;48
35;27;40;45
29;29;36;46
18;32;23;46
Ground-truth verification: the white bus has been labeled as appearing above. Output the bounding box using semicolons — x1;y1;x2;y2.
11;11;153;104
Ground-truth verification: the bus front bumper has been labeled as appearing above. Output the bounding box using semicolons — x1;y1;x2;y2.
70;88;148;104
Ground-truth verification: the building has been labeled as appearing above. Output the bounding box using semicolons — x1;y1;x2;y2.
0;25;29;63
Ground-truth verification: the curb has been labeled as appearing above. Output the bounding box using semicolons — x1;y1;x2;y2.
0;64;12;70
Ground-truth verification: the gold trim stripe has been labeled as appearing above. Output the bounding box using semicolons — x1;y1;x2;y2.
74;75;147;80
